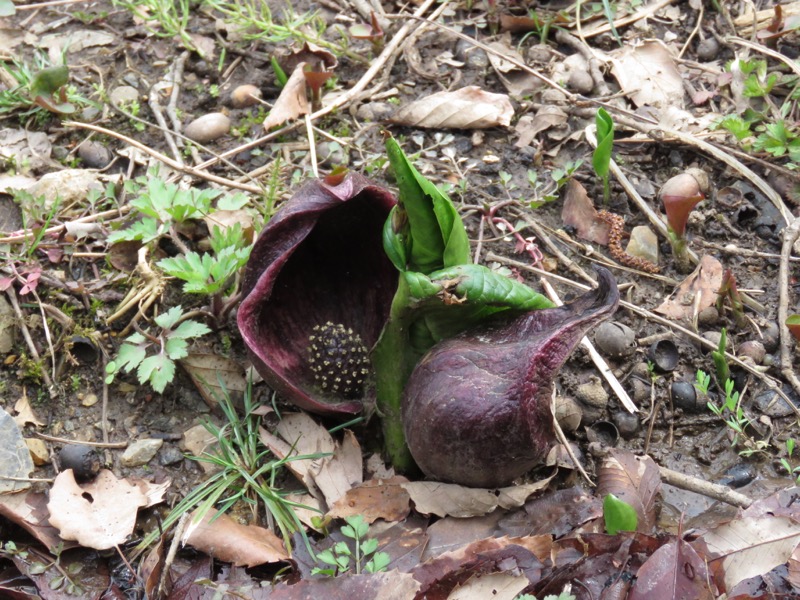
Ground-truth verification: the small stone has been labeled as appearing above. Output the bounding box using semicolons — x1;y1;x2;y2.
737;340;766;365
761;321;780;353
613;412;639;439
697;306;719;326
629;377;650;403
59;445;100;481
78;141;113;169
671;381;702;413
355;101;394;122
184;112;231;143
108;85;139;106
26;438;49;465
316;141;347;167
754;389;799;418
696;38;720;61
81;393;98;407
567;69;594;94
121;438;163;467
158;444;184;466
230;84;262;108
626;226;659;266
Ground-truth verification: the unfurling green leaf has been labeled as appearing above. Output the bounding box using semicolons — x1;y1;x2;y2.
603;493;638;535
384;135;470;274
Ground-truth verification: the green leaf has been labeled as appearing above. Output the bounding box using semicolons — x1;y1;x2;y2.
365;551;391;573
603;493;638;534
30;66;69;97
155;305;184;330
0;0;16;17
164;337;189;360
137;354;176;393
361;537;378;555
385;135;471;274
592;108;614;179
171;319;211;340
117;343;147;373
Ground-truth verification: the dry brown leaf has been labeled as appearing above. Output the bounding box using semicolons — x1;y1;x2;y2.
204;209;255;244
654;255;723;320
260;424;321;499
390;86;514;130
402;475;553;518
47;469;152;550
182;507;289;567
0;490;70;551
700;515;800;592
628;537;714;600
487;37;542;97
327;476;411;523
447;572;529;600
596;449;661;533
180;353;246;411
312;429;363;506
263;63;309;131
609;41;684;109
514;106;568;148
14;388;44;427
561;179;610;245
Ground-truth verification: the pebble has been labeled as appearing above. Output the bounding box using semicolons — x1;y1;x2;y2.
737;340;766;365
671;380;703;413
454;39;488;68
356;101;394;122
121;438;163;467
81;393;98;407
555;395;582;432
754;388;799;418
567;69;594;94
230;84;261;108
78;141;113;169
697;306;719;327
696;38;720;61
718;462;756;488
761;321;780;353
26;438;50;465
575;376;609;408
108;85;139;106
626;226;659;266
316;141;348;167
158;444;184;466
612;411;640;439
184;112;231;143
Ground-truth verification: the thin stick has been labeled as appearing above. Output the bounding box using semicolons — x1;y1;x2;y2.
305;114;318;178
35;432;127;448
5;288;54;393
659;466;752;508
778;218;800;398
541;278;637;413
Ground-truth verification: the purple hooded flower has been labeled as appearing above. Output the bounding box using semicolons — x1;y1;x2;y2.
238;172;397;415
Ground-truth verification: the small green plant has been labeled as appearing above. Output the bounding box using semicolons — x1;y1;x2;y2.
592;108;614;205
707;378;768;456
112;0;198;54
311;515;391;576
527;160;582;209
711;328;730;387
694;369;711;396
780;439;800;484
716;269;745;328
136;378;320;554
603;493;637;535
753;119;800;163
105;305;210;393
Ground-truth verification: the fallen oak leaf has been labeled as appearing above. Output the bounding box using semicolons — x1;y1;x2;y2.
327;476;411;523
263;62;309;131
181;507;289;567
389;86;514;130
654;255;723;321
47;469;165;550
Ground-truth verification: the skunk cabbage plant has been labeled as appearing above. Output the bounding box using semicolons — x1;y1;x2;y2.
238;173;397;415
403;267;619;488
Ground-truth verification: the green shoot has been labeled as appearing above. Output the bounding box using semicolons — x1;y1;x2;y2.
780;439;800;484
711;328;729;387
694;369;711;396
311;515;391;576
592;108;614;205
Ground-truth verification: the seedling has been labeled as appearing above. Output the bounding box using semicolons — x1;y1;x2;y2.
349;12;384;53
694;369;711;396
780;439;800;484
716;269;745;328
592;108;614;205
711;328;730;387
660;170;706;272
707;378;768;457
105;305;210;393
311;515;391;576
303;64;333;112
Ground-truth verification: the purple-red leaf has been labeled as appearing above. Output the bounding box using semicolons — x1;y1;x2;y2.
596;449;661;534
